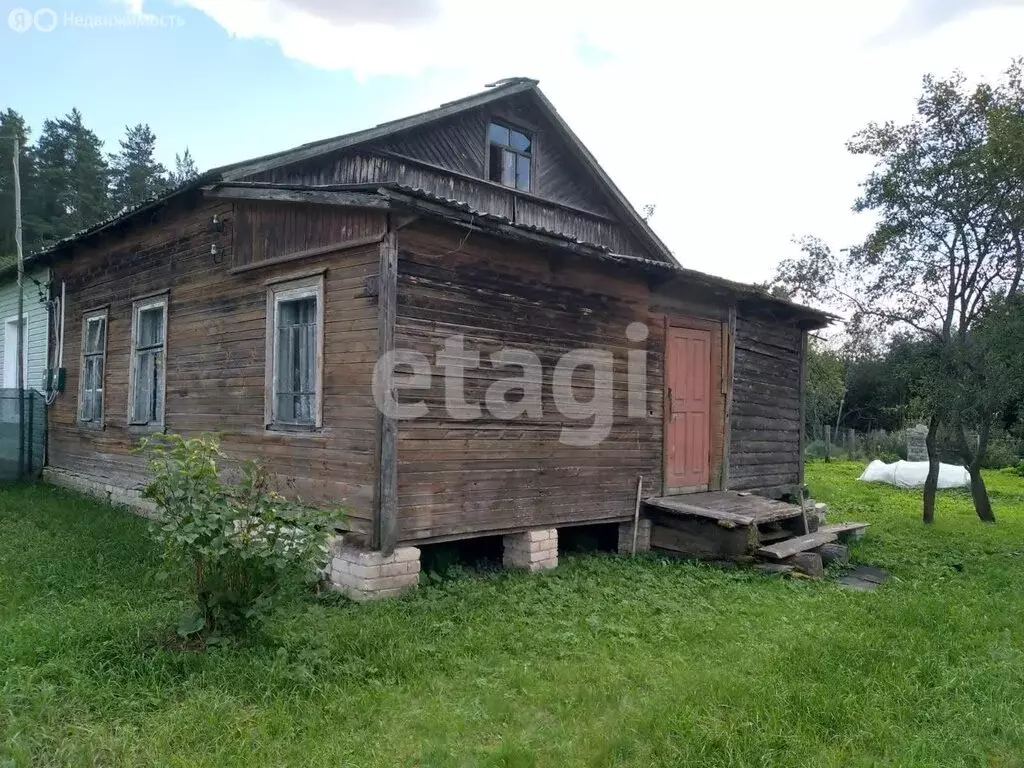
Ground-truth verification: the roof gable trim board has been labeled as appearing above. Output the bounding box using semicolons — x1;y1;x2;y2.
369;148;619;221
204;185;391;209
527;88;677;267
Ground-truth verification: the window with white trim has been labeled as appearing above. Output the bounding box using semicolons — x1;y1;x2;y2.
266;275;324;429
129;296;167;427
79;310;107;424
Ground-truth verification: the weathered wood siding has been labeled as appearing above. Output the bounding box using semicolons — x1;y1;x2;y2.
727;315;803;495
389;223;807;543
372;111;488;179
392;221;667;543
48;198;383;533
232;201;384;269
488;93;613;216
251;152;646;257
245;95;650;258
368;93;615;217
45;192;811;544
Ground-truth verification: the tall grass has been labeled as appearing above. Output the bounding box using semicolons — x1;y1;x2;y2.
3;470;1024;766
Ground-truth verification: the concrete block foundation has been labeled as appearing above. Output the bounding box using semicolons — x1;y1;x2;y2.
503;528;558;571
43;467;158;518
326;538;421;601
617;518;652;553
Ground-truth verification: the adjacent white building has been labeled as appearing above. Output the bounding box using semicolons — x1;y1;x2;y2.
0;266;51;392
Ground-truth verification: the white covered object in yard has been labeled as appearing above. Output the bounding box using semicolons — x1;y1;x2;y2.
858;460;970;489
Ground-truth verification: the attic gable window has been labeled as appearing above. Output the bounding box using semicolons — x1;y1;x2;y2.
488;122;532;191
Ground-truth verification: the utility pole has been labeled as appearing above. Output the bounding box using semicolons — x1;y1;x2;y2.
12;138;25;479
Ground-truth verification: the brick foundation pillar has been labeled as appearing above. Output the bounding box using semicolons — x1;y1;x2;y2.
326;538;421;601
617;519;652;553
503;528;558;571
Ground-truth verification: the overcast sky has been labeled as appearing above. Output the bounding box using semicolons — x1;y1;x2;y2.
5;0;1024;282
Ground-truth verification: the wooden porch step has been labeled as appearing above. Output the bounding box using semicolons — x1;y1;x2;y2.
756;530;838;561
819;522;870;540
758;528;793;543
645;492;804;527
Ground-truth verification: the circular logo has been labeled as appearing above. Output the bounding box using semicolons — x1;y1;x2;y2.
7;8;34;32
626;321;650;343
33;8;58;33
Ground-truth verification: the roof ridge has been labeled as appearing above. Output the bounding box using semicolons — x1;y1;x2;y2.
217;78;540;180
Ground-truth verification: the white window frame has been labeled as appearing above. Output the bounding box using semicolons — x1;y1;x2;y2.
78;309;108;426
265;273;324;430
127;295;168;428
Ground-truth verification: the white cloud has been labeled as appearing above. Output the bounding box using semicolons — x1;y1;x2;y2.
263;0;443;27
872;0;1024;43
129;0;1024;283
154;0;598;76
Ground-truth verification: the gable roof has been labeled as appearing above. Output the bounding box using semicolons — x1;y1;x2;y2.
26;77;677;267
13;79;829;326
6;80;831;325
217;78;541;181
217;77;677;265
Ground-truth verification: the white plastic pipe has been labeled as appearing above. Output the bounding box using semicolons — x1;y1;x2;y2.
58;280;65;369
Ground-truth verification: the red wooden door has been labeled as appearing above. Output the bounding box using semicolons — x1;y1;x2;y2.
665;327;712;492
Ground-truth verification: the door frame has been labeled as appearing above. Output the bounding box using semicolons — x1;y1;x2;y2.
662;315;729;496
3;315;25;389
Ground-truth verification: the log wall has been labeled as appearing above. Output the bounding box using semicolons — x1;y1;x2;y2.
727;315;803;495
46;199;810;546
251;152;646;257
47;197;384;534
391;222;731;543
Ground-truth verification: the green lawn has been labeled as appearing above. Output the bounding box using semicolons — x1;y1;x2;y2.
3;463;1024;767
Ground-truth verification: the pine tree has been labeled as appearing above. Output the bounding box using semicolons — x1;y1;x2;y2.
0;109;43;258
169;147;200;186
66;110;112;232
33;109;110;245
109;123;169;210
32;116;70;244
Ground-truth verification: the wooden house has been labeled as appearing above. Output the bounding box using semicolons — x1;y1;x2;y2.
30;78;831;597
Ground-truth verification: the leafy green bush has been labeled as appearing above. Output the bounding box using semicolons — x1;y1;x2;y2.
859;430;907;462
804;440;829;461
804;440;851;462
138;433;339;641
981;435;1022;469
